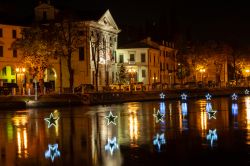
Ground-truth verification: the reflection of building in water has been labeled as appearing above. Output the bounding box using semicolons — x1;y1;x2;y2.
245;97;250;145
12;115;28;159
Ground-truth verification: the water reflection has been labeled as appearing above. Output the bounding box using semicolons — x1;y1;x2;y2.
45;143;61;162
0;97;250;165
206;129;218;147
232;103;238;129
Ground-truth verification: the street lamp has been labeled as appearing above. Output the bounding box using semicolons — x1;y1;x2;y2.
16;67;26;95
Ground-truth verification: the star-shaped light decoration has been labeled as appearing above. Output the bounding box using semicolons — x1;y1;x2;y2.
245;89;249;95
44;113;59;128
45;144;61;162
206;129;218;147
181;93;187;100
231;93;238;101
207;108;217;119
153;110;165;123
153;133;166;151
104;137;119;155
105;111;118;125
159;92;165;99
205;93;212;100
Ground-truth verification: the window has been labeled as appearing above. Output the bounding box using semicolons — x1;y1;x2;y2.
130;54;135;61
11;68;15;75
0;46;3;57
43;11;47;20
2;67;6;76
79;47;84;61
142;69;146;78
141;53;145;63
119;54;124;63
0;28;2;37
12;30;16;38
13;49;17;57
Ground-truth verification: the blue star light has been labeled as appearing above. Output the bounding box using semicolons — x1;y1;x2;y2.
181;93;187;100
232;103;238;116
153;133;166;151
207;108;217;119
45;144;61;162
160;92;165;99
206;129;218;147
44;113;59;128
231;93;238;101
105;111;118;125
205;102;212;112
104;137;119;155
153;110;165;123
245;89;249;95
205;93;212;100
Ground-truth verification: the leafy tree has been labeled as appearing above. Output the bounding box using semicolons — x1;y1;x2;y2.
116;64;128;84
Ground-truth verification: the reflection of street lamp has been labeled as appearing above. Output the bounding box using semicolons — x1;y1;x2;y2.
16;67;26;95
128;68;136;91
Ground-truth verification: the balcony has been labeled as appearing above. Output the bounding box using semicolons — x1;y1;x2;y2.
128;61;136;65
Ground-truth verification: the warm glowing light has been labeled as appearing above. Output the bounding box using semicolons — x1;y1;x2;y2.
16;128;28;158
201;110;207;131
246;69;250;73
199;69;205;73
45;144;61;162
129;112;138;142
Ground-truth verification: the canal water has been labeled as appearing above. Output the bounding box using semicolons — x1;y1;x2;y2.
0;96;250;166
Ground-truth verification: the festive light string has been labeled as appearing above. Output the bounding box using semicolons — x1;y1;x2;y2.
44;113;59;128
45;144;61;162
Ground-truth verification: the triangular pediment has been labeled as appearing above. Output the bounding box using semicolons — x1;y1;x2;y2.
35;3;54;10
98;10;119;31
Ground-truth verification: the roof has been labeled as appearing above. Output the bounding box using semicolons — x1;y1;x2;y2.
118;41;159;49
0;11;33;26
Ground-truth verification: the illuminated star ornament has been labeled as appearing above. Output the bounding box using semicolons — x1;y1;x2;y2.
245;89;249;95
205;93;212;100
104;137;119;155
153;133;166;151
44;113;59;128
181;93;187;100
207;108;217;119
159;92;165;99
45;144;61;162
105;111;118;125
153;110;165;123
206;129;218;147
231;93;238;101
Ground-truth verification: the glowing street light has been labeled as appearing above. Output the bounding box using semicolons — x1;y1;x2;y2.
16;67;26;95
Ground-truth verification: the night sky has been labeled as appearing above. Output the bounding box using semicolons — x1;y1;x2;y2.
1;0;250;45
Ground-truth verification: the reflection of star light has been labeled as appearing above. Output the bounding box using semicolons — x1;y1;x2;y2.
206;102;212;112
45;144;61;162
181;93;187;100
206;129;218;147
44;113;59;128
245;89;249;95
105;111;118;125
104;137;119;155
232;103;238;116
207;109;217;119
153;133;166;151
160;92;165;99
153;110;165;123
232;93;238;101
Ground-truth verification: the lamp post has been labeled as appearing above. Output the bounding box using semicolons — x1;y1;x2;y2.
16;67;26;95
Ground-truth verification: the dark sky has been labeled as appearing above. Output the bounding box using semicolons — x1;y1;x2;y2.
1;0;250;44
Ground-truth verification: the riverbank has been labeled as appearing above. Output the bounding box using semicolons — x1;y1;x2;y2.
0;87;248;109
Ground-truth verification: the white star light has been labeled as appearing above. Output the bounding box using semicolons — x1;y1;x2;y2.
205;93;212;100
231;93;238;101
245;89;249;95
181;93;187;100
206;129;218;147
105;111;118;125
44;113;59;128
45;144;61;162
153;110;165;123
153;133;166;151
207;108;217;119
160;92;165;99
104;137;119;155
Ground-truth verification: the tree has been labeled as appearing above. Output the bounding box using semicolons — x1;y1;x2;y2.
13;24;55;90
116;64;128;84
